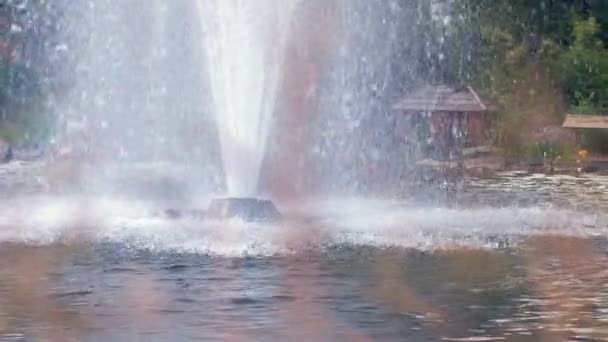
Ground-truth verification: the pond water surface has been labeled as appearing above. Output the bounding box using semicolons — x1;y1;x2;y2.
0;163;606;341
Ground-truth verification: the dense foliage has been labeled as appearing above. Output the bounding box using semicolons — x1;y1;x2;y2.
0;1;605;153
439;0;608;152
0;0;61;144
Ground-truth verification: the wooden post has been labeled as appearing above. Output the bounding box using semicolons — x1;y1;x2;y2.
456;112;465;180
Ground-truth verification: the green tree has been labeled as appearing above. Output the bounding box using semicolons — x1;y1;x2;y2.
0;0;53;144
558;16;608;113
433;1;608;153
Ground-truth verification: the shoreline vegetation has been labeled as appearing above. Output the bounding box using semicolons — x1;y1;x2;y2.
0;2;605;179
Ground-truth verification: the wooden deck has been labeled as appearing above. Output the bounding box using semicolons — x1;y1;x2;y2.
563;115;608;129
416;156;504;170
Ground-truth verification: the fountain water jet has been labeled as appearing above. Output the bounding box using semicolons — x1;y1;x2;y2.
196;0;300;197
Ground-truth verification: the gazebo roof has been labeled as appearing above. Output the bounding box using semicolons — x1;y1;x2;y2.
393;85;497;113
563;114;608;129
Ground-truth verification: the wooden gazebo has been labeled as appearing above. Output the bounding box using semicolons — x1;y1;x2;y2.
562;114;608;169
563;114;608;151
393;85;496;163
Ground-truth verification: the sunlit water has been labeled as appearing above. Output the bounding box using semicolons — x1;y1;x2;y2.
0;162;607;340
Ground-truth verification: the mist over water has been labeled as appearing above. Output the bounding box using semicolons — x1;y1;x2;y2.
0;191;603;257
28;0;606;250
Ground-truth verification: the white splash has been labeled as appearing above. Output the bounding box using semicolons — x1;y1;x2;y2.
0;195;605;256
196;0;300;196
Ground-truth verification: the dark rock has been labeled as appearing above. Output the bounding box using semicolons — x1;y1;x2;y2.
207;198;282;223
12;145;45;161
0;140;12;163
163;209;206;220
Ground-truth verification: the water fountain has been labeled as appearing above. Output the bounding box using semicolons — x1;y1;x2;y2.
45;0;428;221
1;4;608;339
191;0;300;220
50;0;418;200
196;0;299;198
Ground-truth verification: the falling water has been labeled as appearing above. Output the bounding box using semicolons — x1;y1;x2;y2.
51;0;224;199
196;1;300;197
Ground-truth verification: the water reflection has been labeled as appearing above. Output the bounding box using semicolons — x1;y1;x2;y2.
0;236;606;340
